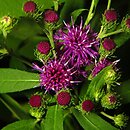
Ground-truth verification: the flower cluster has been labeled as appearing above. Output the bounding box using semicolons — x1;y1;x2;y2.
21;1;130;129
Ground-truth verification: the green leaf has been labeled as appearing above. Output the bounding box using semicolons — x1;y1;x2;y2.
60;0;84;20
2;119;37;130
85;66;112;101
0;94;30;119
71;9;87;23
0;68;39;93
117;79;130;104
114;32;130;48
72;108;118;130
42;105;63;130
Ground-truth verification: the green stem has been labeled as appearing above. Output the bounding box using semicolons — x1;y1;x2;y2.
107;0;111;10
53;0;59;11
84;0;99;27
47;30;57;58
100;111;114;120
98;28;123;39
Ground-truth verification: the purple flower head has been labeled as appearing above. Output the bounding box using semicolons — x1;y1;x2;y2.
23;1;37;13
104;9;117;22
54;18;99;68
126;18;130;28
44;10;58;23
33;59;80;92
102;38;116;51
29;95;41;107
92;58;112;77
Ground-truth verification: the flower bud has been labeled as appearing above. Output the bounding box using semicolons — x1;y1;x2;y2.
29;95;41;107
102;38;116;51
104;9;117;22
126;18;130;28
37;41;51;55
82;100;94;112
0;16;12;28
57;91;71;106
23;1;37;13
114;114;129;127
44;10;58;23
101;93;120;109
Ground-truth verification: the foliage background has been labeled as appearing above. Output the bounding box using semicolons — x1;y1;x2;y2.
0;0;130;129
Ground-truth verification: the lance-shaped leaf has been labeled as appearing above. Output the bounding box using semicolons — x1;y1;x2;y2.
72;108;118;130
0;68;39;93
2;119;37;130
41;105;63;130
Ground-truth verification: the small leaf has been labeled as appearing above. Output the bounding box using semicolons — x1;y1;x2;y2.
71;9;87;23
72;108;118;130
2;119;37;130
117;79;130;104
0;68;39;93
42;105;63;130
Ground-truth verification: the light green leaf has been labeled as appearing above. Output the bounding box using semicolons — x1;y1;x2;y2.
0;68;39;93
42;105;63;130
117;79;130;104
2;119;36;130
72;108;118;130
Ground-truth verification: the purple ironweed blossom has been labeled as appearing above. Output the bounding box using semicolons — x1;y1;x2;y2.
29;95;41;107
33;59;80;92
92;58;112;77
54;18;99;68
82;100;94;112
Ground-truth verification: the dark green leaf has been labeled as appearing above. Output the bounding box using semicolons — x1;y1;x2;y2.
0;68;39;93
2;119;36;130
72;108;118;130
114;32;130;48
0;94;30;119
71;9;87;23
42;105;63;130
117;79;130;104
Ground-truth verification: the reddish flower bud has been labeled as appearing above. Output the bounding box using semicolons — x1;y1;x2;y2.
57;91;71;106
102;38;116;51
44;10;58;23
29;95;41;107
109;95;117;104
37;41;50;55
126;18;130;28
23;1;37;13
82;100;94;112
105;9;117;22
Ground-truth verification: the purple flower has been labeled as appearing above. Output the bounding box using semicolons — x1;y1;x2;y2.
54;19;99;68
33;59;80;92
82;100;94;112
92;58;112;77
29;95;41;107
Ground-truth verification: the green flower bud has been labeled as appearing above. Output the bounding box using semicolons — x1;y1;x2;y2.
114;114;129;127
0;16;12;28
101;93;121;109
